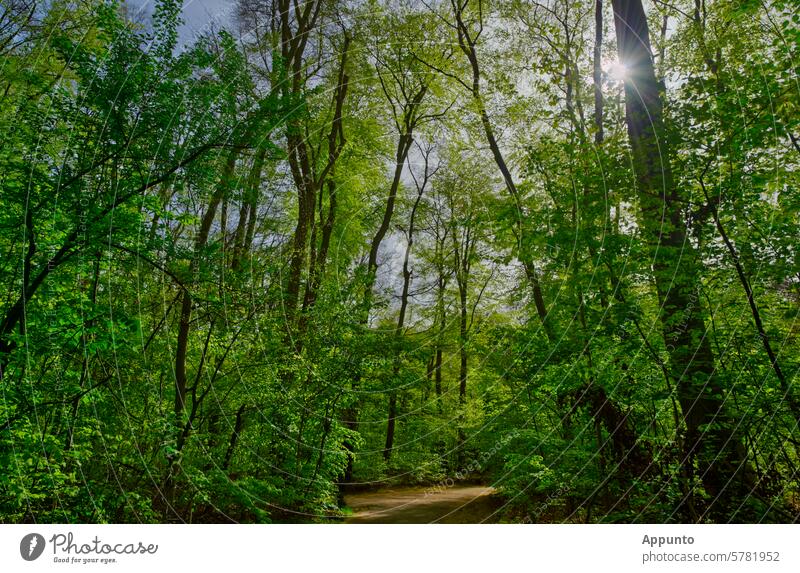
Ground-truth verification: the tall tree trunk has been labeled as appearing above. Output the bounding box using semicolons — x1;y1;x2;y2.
458;285;468;406
593;0;604;144
350;76;427;477
451;1;551;340
384;164;427;461
456;281;468;461
302;179;337;313
222;404;247;471
284;138;315;320
451;218;472;459
433;224;449;416
167;148;238;506
175;149;237;425
434;293;445;415
367;129;418;280
611;0;745;516
232;147;267;271
281;11;347;324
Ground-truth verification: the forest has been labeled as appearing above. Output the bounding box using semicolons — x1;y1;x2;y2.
1;0;799;524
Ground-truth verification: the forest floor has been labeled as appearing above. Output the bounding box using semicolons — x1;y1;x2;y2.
343;484;501;523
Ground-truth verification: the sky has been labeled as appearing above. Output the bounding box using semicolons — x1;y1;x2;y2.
128;0;234;47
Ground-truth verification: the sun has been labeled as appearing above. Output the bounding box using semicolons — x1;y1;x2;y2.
603;57;629;82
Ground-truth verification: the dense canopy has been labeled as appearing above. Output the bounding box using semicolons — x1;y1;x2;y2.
1;0;799;523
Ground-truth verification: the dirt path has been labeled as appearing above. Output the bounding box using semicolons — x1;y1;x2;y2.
344;485;500;524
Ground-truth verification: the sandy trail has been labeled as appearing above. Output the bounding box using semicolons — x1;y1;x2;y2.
344;484;500;524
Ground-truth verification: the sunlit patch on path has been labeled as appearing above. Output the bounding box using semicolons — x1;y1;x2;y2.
344;485;499;524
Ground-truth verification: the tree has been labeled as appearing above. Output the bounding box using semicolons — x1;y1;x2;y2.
611;0;746;518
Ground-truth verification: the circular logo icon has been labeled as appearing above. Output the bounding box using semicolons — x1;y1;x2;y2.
20;533;46;561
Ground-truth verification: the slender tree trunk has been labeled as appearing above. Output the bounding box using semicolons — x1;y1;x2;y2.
384;172;426;461
302;179;337;312
433;226;448;415
353;78;427;474
232;147;266;271
452;220;472;459
702;184;800;425
435;321;444;415
284;140;315;319
281;16;347;324
452;3;551;339
367;132;415;277
222;404;247;471
458;285;468;405
175;149;237;425
593;0;604;144
166;148;238;508
65;251;101;451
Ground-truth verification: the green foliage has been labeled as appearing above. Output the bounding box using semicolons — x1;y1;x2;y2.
1;0;798;524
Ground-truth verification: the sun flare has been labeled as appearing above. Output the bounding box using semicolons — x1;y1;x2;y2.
603;57;629;82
